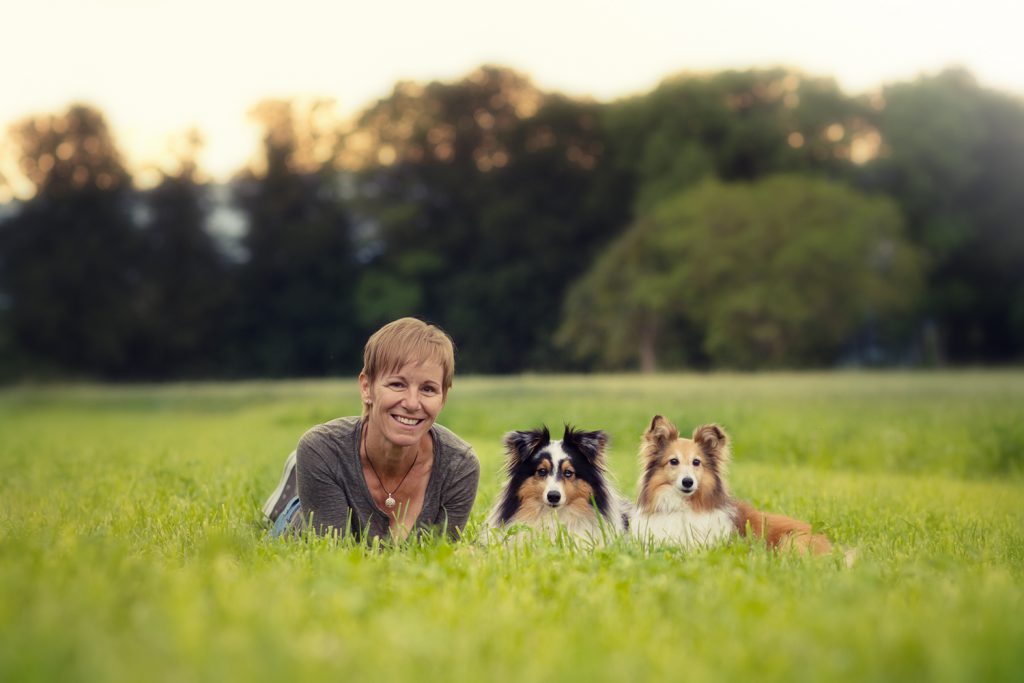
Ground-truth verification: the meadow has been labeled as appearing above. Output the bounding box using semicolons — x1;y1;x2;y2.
1;371;1022;682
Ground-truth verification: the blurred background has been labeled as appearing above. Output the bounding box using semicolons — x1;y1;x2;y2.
1;0;1022;381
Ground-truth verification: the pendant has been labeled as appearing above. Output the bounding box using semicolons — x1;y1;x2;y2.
385;495;396;509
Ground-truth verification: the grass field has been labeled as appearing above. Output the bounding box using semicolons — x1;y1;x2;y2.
1;371;1022;682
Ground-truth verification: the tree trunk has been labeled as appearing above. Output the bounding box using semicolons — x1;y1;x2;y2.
638;320;658;373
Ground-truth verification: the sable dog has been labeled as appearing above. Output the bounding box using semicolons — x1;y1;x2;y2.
632;415;832;555
486;425;629;541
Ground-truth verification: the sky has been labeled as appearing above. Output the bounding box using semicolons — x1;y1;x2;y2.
2;0;1022;194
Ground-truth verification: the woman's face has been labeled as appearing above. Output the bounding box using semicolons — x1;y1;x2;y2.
360;359;446;449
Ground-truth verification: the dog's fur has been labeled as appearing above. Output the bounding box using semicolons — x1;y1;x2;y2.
486;425;630;542
632;415;832;555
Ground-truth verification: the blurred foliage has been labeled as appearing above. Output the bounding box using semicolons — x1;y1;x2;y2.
603;68;869;212
865;69;1024;362
0;105;142;378
558;176;923;369
0;66;1021;379
134;132;232;377
347;66;630;371
7;104;131;200
230;100;360;377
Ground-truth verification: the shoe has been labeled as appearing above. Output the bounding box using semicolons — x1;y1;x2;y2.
261;450;297;522
272;496;303;538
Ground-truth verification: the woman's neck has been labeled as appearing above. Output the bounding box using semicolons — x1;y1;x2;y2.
362;419;423;476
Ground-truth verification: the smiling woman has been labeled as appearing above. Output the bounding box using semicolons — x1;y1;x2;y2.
261;318;480;542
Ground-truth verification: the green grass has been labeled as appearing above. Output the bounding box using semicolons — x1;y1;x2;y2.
1;371;1022;682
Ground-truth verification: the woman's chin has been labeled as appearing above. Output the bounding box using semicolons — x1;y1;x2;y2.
382;419;431;446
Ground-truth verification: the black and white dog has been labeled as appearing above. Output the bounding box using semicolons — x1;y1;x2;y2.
486;425;630;542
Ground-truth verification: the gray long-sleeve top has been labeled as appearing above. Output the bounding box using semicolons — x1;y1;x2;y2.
294;416;480;541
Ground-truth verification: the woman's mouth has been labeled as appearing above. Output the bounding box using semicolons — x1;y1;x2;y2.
391;414;423;426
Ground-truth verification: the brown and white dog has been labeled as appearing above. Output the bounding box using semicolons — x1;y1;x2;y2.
631;415;832;555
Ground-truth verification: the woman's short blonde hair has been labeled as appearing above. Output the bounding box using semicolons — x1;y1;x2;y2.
361;318;455;415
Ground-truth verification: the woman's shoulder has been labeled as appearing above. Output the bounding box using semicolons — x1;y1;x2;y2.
431;423;478;463
299;416;360;452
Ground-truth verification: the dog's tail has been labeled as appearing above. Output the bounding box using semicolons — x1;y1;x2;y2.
733;501;833;556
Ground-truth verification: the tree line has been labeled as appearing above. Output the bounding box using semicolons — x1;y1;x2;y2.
0;65;1021;380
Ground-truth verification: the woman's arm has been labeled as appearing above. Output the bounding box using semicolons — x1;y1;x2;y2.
438;448;480;540
295;432;354;537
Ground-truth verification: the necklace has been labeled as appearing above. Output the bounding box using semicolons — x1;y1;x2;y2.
363;432;419;509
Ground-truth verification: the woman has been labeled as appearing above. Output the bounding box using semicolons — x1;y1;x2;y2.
262;318;480;541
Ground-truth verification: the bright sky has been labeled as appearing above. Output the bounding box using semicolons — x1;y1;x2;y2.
2;0;1022;191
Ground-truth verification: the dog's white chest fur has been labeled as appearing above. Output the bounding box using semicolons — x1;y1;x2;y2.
633;507;736;550
487;501;625;545
516;506;607;542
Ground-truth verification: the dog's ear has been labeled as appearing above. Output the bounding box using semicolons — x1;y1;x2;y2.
562;425;608;466
503;426;550;469
693;424;729;460
643;415;679;452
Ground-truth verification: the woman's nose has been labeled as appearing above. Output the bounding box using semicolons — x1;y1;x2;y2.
401;388;421;409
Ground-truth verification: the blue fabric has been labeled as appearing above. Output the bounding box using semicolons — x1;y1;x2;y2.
272;496;301;538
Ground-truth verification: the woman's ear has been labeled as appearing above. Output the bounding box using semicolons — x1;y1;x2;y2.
358;372;372;405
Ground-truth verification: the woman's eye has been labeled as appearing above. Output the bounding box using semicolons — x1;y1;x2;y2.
692;459;701;467
669;458;680;466
563;470;574;479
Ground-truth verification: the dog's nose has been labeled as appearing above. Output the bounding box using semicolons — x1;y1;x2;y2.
546;491;562;504
681;477;694;490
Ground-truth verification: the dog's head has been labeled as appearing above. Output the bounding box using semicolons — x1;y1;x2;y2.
636;415;731;513
495;425;611;523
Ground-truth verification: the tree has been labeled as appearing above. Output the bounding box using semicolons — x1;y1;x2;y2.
347;66;549;331
603;68;871;213
866;69;1024;361
554;216;698;372
231;99;359;376
135;131;231;377
347;66;630;371
557;176;923;369
0;104;142;377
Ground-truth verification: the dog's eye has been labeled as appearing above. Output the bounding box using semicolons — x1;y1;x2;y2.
692;459;701;467
536;468;548;477
669;458;679;466
563;470;574;479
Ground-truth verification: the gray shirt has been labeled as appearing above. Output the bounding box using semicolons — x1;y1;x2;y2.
294;416;480;541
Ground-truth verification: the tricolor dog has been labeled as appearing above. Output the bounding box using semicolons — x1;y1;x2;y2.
487;425;629;542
